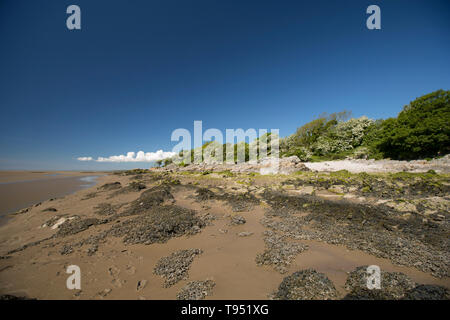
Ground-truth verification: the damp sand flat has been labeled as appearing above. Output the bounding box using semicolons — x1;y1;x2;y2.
0;171;97;184
0;172;448;300
0;173;101;217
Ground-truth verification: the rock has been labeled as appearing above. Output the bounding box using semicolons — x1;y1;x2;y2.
98;182;122;191
195;188;259;212
60;244;74;255
261;189;450;278
385;201;417;213
344;266;416;300
86;244;98;256
136;280;148;291
128;181;146;191
230;215;246;225
272;269;338;300
56;218;103;237
328;185;345;194
42;207;57;212
238;231;253;237
94;203;118;216
42;215;69;228
176;280;215;300
195;188;215;201
14;208;29;215
155;156;312;175
109;205;206;245
123;184;174;215
256;231;308;273
0;294;35;300
154;249;202;287
403;284;450;300
296;186;315;195
108;181;147;198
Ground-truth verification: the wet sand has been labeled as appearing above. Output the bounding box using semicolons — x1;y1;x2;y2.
0;171;96;184
0;171;102;218
0;171;448;300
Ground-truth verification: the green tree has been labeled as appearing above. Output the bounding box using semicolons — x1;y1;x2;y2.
377;90;450;159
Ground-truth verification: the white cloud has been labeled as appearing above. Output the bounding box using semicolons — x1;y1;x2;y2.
77;150;176;163
77;157;93;161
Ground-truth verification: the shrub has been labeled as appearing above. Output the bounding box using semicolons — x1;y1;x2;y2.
377;90;450;160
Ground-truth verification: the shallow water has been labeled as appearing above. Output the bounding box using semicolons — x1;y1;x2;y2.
0;175;100;219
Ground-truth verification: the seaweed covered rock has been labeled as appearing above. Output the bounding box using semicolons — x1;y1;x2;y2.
223;192;260;212
195;188;215;201
128;181;146;191
0;294;35;300
176;280;215;300
56;217;103;237
124;184;174;215
94;203;118;216
195;187;259;212
261;189;450;278
272;269;338;300
108;181;147;198
256;231;308;273
109;205;205;245
98;182;122;191
344;266;416;300
154;249;202;287
403;285;450;300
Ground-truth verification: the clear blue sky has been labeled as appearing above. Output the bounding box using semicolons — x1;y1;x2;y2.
0;0;449;170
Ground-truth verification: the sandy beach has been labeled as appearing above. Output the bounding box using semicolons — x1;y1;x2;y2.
0;171;96;184
0;171;103;221
0;168;448;300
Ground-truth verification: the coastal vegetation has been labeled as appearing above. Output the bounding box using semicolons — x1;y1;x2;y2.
278;89;449;161
160;90;449;166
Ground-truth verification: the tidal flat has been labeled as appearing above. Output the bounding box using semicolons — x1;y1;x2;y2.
0;168;448;300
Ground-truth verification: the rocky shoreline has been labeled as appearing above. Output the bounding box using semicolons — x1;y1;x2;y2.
0;162;449;300
155;155;450;175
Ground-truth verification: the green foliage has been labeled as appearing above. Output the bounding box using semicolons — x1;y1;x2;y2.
313;116;374;156
163;158;173;166
281;112;373;160
284;111;351;151
161;90;448;166
282;146;312;161
360;119;385;159
376;90;450;160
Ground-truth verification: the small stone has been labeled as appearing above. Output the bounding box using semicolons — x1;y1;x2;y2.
136;280;148;291
230;215;246;225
